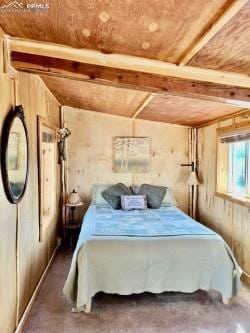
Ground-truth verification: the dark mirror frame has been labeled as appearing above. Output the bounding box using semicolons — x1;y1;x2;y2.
1;105;29;204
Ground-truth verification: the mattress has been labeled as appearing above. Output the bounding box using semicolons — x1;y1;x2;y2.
63;204;241;311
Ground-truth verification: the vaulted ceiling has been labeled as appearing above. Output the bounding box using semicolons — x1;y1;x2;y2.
189;1;250;74
0;0;249;126
41;75;242;127
138;95;242;126
41;75;150;118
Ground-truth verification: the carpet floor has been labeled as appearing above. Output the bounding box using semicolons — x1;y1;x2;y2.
23;250;250;333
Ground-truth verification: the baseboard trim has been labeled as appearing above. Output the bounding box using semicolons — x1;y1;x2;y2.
15;243;60;333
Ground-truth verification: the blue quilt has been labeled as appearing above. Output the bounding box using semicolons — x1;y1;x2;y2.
93;206;215;237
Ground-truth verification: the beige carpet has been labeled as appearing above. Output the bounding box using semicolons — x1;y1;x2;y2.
23;250;250;333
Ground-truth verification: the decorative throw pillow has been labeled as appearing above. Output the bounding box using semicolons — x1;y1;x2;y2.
101;183;132;209
137;184;167;209
121;195;147;211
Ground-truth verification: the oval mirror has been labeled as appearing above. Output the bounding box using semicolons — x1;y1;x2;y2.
1;106;29;204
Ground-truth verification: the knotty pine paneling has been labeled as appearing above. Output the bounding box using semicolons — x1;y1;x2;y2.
0;31;61;333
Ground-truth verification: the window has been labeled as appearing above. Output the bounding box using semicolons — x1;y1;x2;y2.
38;116;58;241
228;141;248;196
217;125;250;204
41;130;57;217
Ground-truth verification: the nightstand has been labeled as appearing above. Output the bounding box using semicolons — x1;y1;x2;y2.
65;202;83;250
66;221;82;250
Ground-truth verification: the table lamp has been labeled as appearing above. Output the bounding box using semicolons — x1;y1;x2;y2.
67;189;83;205
66;189;84;224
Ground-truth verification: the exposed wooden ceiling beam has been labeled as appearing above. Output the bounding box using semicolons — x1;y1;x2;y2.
8;37;250;88
196;108;249;128
3;35;16;78
179;0;248;66
132;93;155;118
11;51;250;108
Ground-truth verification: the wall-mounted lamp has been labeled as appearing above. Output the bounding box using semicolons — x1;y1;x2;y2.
181;162;201;186
187;171;200;186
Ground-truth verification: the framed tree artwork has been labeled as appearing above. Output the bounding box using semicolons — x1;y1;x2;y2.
37;116;58;241
113;137;150;173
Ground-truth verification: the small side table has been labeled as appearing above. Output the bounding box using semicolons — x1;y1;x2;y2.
65;202;84;249
66;222;82;250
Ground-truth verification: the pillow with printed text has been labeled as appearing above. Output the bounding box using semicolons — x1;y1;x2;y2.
121;195;147;211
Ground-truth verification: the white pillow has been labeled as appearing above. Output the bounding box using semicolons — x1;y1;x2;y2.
161;188;178;206
121;195;147;211
92;184;112;205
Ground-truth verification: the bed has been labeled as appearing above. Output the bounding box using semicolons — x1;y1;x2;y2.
63;203;242;312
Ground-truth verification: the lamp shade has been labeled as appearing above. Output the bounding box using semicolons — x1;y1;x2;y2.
67;190;83;205
187;171;200;186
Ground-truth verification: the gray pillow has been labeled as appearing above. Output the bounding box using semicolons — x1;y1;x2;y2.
138;184;167;209
130;185;140;194
101;183;132;209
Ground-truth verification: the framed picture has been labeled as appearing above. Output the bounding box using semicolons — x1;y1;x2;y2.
113;137;150;173
37;116;57;241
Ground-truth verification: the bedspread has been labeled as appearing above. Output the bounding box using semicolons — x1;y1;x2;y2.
63;204;241;311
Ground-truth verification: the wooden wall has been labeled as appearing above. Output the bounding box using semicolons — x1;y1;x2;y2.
0;30;17;333
197;116;250;279
0;32;61;333
63;107;190;219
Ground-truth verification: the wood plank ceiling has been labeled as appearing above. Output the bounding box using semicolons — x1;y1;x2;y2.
138;94;242;126
0;0;249;126
42;76;242;126
0;0;235;62
189;1;250;74
41;76;149;118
